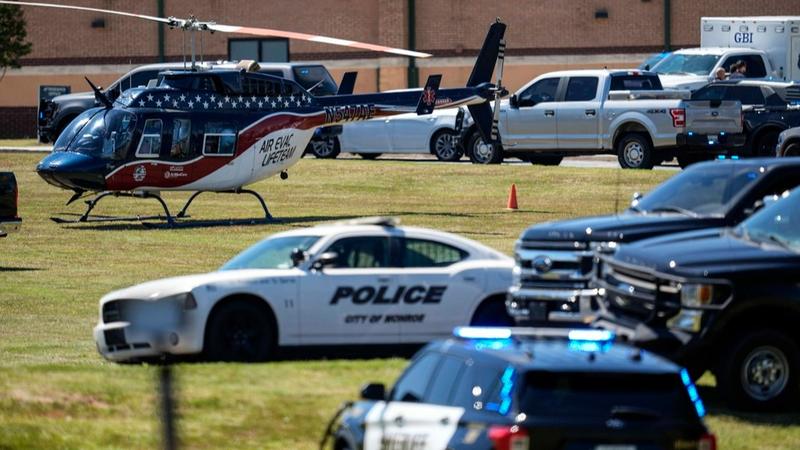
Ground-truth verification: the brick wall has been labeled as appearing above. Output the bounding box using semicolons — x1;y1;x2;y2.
0;107;37;139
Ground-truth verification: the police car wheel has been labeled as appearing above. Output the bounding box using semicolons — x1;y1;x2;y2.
470;299;514;327
783;142;800;157
204;301;274;362
431;129;462;162
754;130;780;157
616;133;654;170
718;329;800;411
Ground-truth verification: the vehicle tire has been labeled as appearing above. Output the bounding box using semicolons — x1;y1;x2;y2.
717;329;800;411
357;153;381;160
753;130;780;157
430;129;462;162
467;131;503;164
307;137;340;159
616;133;655;169
527;155;563;166
676;154;711;169
204;300;274;362
470;299;514;327
782;142;800;157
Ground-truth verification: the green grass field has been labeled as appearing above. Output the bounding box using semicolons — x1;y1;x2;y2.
0;139;41;148
1;153;798;449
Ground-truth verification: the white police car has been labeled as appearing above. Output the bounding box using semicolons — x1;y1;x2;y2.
93;218;514;362
325;327;716;450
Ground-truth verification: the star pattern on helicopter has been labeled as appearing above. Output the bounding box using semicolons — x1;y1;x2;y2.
121;90;312;112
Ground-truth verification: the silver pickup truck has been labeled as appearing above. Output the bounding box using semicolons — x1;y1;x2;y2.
461;69;745;169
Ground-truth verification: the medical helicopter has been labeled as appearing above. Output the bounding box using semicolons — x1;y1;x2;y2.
4;1;508;226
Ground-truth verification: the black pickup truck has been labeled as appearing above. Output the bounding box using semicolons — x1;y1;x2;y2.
0;172;21;238
508;158;800;328
594;185;800;411
684;80;800;165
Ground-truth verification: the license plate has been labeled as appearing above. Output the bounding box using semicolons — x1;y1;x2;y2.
595;446;636;450
528;302;548;321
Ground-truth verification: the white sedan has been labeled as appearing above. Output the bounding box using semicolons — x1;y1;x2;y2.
308;108;463;161
93;218;513;362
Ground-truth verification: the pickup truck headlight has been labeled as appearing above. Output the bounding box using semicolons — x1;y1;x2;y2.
160;292;197;310
680;284;714;307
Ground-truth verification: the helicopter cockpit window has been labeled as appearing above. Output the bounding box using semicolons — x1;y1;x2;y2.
136;119;163;158
203;122;237;156
66;109;136;161
170;119;192;159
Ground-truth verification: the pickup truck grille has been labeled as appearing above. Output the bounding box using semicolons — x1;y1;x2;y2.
598;260;680;322
102;301;123;323
515;241;594;291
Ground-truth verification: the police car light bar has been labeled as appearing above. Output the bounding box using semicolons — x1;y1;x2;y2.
453;327;513;340
567;329;615;342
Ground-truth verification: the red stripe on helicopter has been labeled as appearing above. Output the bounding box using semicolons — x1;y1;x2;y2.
105;112;326;191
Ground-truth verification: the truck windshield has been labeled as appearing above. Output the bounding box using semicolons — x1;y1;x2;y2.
633;163;761;216
53;108;136;160
292;65;338;96
652;53;720;76
221;235;320;270
518;371;696;420
735;189;800;253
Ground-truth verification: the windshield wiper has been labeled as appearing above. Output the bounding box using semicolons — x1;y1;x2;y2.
762;233;793;251
647;205;700;217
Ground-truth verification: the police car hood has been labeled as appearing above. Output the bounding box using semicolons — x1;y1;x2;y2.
611;228;800;278
520;212;714;243
100;269;297;303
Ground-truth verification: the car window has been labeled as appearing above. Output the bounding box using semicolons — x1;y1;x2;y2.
427;355;467;405
398;238;468;268
326;236;390;268
518;78;560;106
721;55;767;78
451;360;507;413
609;75;662;91
564;77;598;101
136;118;163;157
691;85;726;101
391;352;441;403
129;70;161;89
724;86;765;105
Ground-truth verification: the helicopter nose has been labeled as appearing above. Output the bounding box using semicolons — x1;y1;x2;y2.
36;152;108;191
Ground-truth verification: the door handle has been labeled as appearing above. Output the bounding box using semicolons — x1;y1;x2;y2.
394;416;404;426
440;417;450;425
377;277;391;283
544;110;555;117
585;109;596;116
462;275;476;282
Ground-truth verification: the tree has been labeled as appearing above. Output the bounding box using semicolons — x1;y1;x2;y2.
0;4;32;82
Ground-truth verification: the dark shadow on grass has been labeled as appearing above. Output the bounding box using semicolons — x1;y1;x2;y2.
59;215;362;231
0;266;42;272
697;384;800;424
386;210;559;218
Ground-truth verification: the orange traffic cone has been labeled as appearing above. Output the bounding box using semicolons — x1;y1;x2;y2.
507;184;518;210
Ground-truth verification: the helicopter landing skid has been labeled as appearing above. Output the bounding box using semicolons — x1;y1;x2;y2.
51;191;177;225
176;188;273;220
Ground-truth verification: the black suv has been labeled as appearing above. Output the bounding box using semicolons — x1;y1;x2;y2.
508;158;800;327
328;328;715;450
594;185;800;410
0;172;21;238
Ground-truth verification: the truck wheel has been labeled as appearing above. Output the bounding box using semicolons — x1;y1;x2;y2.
616;133;655;169
307;137;340;159
717;329;799;411
430;129;462;162
526;155;563;166
470;299;514;326
782;142;800;157
754;131;780;157
467;132;503;164
205;301;274;362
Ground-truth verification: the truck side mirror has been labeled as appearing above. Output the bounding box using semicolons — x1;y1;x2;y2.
312;251;339;271
360;383;386;401
509;94;519;108
290;248;307;267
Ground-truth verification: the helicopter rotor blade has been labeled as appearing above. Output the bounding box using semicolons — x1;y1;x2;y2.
1;0;431;58
209;24;431;58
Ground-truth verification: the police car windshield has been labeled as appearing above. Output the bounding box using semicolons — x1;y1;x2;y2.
736;190;800;252
632;163;760;217
652;53;720;75
518;371;696;420
220;235;320;270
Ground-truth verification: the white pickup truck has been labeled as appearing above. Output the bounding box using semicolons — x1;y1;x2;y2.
461;70;744;169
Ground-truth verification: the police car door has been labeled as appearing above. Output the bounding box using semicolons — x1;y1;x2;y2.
299;234;403;344
364;352;466;450
394;237;484;343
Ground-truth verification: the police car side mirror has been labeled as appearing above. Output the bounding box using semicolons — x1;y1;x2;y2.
630;191;643;207
360;383;386;401
509;94;519;108
312;251;339;271
290;248;307;267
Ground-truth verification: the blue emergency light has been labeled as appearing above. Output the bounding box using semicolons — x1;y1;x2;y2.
680;368;707;418
453;326;512;340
